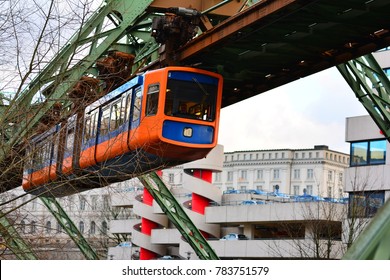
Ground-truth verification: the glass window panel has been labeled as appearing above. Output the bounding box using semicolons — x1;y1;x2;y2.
369;140;386;164
351;142;368;166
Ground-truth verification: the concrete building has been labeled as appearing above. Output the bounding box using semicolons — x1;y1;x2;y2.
108;144;349;260
343;115;390;246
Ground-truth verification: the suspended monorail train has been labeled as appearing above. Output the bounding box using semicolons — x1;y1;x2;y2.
23;67;223;196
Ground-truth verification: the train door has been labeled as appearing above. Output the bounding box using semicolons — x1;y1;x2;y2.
127;86;142;149
79;108;99;168
49;125;60;181
61;115;76;174
72;111;85;170
131;87;142;129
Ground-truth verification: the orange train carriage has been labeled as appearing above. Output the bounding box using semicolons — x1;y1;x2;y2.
23;67;223;196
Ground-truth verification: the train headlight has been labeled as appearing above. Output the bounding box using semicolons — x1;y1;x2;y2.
183;127;193;137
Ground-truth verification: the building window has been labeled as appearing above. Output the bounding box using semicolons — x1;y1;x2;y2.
306;185;313;195
103;195;110;210
240;170;247;180
30;221;36;234
101;221;108;235
256;185;263;191
302;152;305;159
294;169;300;179
240;185;247;191
349;191;385;218
350;139;386;166
273;169;280;179
90;221;96;235
79;195;87;211
79;221;85;234
307;169;314;179
227;171;233;181
91;195;98;211
309;152;312;158
68;196;74;211
256;169;263;180
328;170;333;181
57;223;62;234
281;152;285;158
293;185;300;195
168;173;174;184
46;221;51;234
338;172;343;182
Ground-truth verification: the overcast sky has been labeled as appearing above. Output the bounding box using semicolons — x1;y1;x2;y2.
218;66;368;154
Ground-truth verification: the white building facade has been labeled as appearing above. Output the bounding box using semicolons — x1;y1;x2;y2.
166;145;349;199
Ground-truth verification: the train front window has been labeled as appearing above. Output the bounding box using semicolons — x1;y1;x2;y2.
165;71;218;121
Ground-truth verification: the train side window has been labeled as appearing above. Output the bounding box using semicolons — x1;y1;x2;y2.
84;110;98;143
84;116;91;142
91;111;98;138
52;131;59;162
146;83;159;116
65;127;75;153
132;88;142;124
109;98;125;132
100;105;110;136
124;90;133;124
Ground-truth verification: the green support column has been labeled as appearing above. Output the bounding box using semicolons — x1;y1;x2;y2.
337;53;390;259
39;197;99;260
0;210;38;260
138;172;220;260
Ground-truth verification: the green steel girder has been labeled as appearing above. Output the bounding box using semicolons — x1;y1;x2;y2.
337;53;390;259
138;172;219;260
337;54;390;139
0;0;155;163
39;197;99;260
0;210;38;260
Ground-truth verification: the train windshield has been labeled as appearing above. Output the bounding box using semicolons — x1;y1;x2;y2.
165;71;219;121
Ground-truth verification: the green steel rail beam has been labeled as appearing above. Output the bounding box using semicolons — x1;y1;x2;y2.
337;54;390;140
138;172;220;260
0;210;38;260
0;0;155;163
337;53;390;259
39;197;99;260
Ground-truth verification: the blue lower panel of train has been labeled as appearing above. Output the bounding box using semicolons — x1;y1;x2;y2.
162;120;214;144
